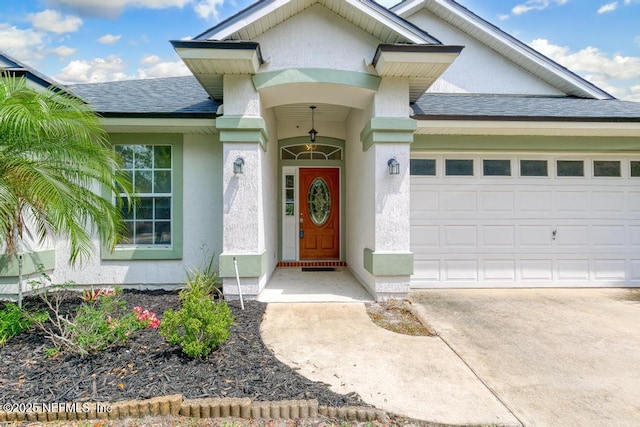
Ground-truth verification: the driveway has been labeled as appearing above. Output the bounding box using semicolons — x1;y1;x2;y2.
411;288;640;426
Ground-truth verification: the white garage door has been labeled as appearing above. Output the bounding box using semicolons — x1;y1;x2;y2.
410;155;640;288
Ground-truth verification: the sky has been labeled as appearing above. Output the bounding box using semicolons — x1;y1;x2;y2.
0;0;639;101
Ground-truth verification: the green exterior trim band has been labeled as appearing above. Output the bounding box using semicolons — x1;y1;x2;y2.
216;116;268;151
412;135;640;152
364;248;414;276
102;134;184;261
253;68;381;92
219;251;267;278
361;118;417;152
0;250;56;277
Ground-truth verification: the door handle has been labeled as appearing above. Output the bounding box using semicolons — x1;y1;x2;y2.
299;229;304;239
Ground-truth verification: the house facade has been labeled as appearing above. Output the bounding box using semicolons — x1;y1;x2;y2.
3;0;640;300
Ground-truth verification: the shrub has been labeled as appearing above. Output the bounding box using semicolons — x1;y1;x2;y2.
160;273;233;358
32;287;144;357
0;303;45;345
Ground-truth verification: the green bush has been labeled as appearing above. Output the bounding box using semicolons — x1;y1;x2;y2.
0;303;45;345
160;274;233;358
70;290;142;355
32;287;143;357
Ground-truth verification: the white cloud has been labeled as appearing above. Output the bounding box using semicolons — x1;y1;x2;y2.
530;38;640;100
597;2;618;13
0;24;47;63
45;0;193;18
139;54;160;65
137;59;190;79
498;14;510;21
98;33;122;44
512;0;567;15
51;45;76;58
55;55;134;83
194;0;225;20
27;9;82;34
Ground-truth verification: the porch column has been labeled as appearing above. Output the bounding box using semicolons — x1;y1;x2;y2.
360;117;416;300
218;75;269;299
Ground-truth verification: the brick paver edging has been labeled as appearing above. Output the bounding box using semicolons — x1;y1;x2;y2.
0;395;388;423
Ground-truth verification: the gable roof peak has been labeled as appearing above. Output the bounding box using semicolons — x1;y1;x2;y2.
194;0;441;45
392;0;614;100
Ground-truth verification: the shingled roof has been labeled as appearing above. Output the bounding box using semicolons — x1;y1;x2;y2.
412;93;640;122
69;75;219;118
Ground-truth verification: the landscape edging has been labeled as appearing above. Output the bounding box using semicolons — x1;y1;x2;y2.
0;395;388;423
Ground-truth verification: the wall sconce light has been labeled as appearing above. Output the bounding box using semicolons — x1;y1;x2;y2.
233;157;244;174
388;158;400;175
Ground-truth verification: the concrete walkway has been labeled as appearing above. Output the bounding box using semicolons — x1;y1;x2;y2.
261;303;520;425
411;288;640;426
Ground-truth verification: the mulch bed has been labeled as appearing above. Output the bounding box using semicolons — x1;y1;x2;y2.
0;290;366;408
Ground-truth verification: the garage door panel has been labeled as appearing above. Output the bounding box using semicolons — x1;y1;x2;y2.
629;261;640;280
483;260;516;281
592;192;625;212
520;225;554;246
410;189;439;212
413;259;441;282
443;191;476;211
482;225;515;247
629;226;640;246
521;259;553;281
591;226;626;247
517;191;552;213
593;259;626;280
628;193;640;212
554;191;589;212
481;191;515;212
557;259;590;281
445;260;478;281
411;225;439;247
443;225;477;247
555;225;589;246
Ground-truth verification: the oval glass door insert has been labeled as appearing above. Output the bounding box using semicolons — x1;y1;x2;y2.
308;177;331;226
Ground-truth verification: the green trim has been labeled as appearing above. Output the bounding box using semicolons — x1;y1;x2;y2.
412;135;640;152
219;251;267;277
364;248;414;276
216;116;268;151
253;68;381;92
361;117;417;151
102;134;184;261
0;250;55;277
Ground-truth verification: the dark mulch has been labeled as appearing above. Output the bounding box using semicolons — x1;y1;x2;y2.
0;290;366;407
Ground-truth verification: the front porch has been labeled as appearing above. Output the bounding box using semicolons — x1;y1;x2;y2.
258;266;373;303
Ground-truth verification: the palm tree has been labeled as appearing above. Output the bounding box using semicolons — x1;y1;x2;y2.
0;73;131;285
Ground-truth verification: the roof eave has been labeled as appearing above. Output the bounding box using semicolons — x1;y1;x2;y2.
414;118;640;137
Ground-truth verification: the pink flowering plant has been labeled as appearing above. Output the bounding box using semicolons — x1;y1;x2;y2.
133;306;160;329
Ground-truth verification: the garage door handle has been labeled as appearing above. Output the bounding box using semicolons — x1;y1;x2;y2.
552;229;557;240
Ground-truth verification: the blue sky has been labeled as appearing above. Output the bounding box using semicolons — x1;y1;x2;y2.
1;0;639;101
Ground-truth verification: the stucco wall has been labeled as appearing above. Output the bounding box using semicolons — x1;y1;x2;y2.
255;3;379;73
345;107;376;295
405;10;563;95
51;132;223;287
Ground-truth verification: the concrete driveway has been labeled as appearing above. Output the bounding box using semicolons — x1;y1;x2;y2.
411;288;640;426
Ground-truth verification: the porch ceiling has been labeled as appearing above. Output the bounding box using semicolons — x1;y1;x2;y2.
273;103;351;122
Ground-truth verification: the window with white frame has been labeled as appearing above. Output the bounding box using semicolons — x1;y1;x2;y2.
115;144;173;246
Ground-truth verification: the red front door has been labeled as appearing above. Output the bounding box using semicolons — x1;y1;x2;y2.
299;168;340;259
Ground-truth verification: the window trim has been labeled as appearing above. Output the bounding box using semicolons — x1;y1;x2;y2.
101;137;183;260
